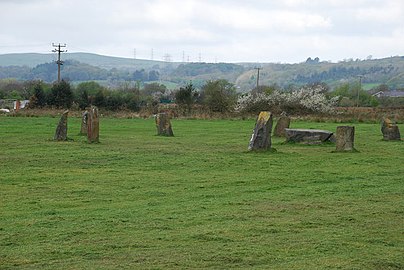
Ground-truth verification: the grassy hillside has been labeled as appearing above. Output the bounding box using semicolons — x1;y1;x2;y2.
0;116;403;269
64;53;178;70
0;53;57;68
1;53;403;91
0;53;174;70
236;57;404;91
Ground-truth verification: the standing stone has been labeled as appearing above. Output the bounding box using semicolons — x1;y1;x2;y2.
80;110;88;135
335;126;355;151
155;113;174;136
54;110;69;141
274;115;291;137
381;118;401;141
248;111;273;151
87;106;99;143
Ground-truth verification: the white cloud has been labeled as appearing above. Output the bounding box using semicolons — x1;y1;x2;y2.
0;0;403;63
355;1;404;23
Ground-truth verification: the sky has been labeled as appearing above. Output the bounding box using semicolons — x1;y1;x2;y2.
0;0;403;63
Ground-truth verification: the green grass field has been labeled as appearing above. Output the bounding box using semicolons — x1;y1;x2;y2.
0;116;403;269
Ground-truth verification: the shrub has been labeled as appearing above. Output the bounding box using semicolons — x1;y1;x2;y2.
174;83;198;115
235;85;338;115
28;82;47;108
201;79;237;113
48;80;74;108
331;82;379;107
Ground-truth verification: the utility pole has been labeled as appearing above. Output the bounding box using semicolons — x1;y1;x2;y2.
163;53;172;62
255;67;262;89
52;43;67;83
357;75;363;107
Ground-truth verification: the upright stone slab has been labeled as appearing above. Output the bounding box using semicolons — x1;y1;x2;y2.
335;126;355;151
87;106;99;143
381;118;401;140
248;111;273;151
54;110;69;141
274;115;291;137
155;113;174;136
80;110;88;135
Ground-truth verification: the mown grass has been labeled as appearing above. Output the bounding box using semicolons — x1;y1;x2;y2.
0;116;403;269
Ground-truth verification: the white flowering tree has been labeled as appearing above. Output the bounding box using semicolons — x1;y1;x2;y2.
235;85;338;115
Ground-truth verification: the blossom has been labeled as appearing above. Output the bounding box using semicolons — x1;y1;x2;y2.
235;86;338;114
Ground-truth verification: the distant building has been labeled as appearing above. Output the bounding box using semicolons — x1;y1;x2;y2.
372;91;404;98
14;100;30;110
0;99;30;111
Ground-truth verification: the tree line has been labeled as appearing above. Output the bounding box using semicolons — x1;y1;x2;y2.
0;79;240;114
1;78;401;115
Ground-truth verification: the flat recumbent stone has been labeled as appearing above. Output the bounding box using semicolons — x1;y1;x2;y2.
285;128;333;144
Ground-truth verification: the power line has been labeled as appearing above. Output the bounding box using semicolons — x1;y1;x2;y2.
163;53;172;62
52;43;67;82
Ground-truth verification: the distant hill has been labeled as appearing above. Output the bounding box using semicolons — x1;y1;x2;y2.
236;57;404;91
0;53;56;67
168;62;245;88
0;52;173;70
0;53;403;91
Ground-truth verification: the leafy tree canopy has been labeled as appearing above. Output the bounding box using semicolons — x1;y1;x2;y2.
201;79;237;112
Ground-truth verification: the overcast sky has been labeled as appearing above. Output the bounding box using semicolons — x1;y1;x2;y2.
0;0;403;63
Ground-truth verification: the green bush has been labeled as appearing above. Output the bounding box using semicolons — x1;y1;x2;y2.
201;79;237;112
174;83;197;115
48;80;74;108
